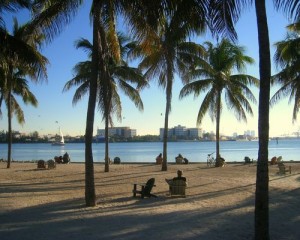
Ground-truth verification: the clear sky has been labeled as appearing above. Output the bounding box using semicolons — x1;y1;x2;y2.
2;3;299;138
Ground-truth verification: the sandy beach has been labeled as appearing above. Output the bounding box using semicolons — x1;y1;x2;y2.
0;161;299;240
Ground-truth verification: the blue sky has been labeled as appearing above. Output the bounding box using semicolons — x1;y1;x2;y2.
2;3;299;137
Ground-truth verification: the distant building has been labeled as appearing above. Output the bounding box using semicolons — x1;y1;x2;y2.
97;127;137;138
159;125;203;140
244;130;256;137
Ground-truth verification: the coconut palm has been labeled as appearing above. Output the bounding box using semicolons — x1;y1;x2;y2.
210;0;299;238
179;39;258;164
0;18;48;168
270;20;300;121
63;35;147;172
132;6;207;171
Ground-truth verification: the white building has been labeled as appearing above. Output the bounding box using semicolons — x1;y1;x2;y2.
97;127;137;138
159;125;202;140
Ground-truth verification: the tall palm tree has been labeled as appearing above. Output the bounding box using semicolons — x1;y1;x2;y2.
63;35;147;172
210;0;299;238
179;39;258;164
133;6;207;171
0;18;47;168
270;20;300;121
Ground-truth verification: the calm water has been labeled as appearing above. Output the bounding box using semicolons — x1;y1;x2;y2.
1;139;299;163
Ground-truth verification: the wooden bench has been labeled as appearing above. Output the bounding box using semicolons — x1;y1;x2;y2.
278;162;291;174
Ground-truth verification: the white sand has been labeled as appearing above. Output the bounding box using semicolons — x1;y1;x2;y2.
0;162;299;240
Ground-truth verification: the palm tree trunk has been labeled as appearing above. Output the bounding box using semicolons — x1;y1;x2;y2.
162;68;173;171
98;14;112;173
104;113;109;172
215;90;221;161
254;0;270;239
84;1;102;207
6;81;12;169
162;98;170;171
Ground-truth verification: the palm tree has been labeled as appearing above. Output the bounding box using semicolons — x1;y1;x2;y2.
63;35;147;172
133;7;207;171
270;20;300;121
179;39;258;165
0;18;47;168
210;0;299;238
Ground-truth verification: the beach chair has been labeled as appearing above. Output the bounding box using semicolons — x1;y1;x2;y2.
277;156;283;163
244;156;253;164
169;179;187;197
132;178;157;199
278;162;291;175
37;160;46;169
47;159;56;169
114;157;121;164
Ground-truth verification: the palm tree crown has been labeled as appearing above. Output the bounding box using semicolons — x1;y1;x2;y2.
64;34;147;123
271;20;300;121
180;39;259;161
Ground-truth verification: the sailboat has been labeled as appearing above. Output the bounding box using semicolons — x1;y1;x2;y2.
52;127;65;146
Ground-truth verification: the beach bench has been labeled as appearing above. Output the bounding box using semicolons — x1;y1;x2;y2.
132;178;157;199
278;162;291;175
169;179;187;197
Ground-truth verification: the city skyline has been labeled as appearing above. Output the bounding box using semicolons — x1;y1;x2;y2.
1;3;300;138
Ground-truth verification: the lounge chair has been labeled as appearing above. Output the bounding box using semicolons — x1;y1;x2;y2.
278;162;291;175
169;179;187;197
47;159;56;169
132;178;157;198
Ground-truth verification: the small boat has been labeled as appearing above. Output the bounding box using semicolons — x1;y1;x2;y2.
52;127;65;146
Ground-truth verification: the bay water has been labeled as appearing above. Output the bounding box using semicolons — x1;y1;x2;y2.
1;139;299;163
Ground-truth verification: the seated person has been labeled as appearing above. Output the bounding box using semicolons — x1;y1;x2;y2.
165;170;187;189
175;153;184;164
62;152;70;164
156;153;163;164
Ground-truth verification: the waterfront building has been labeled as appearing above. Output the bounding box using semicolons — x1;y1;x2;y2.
159;125;203;140
97;127;137;138
244;130;256;137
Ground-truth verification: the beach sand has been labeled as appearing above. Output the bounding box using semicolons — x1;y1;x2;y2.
0;162;299;240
